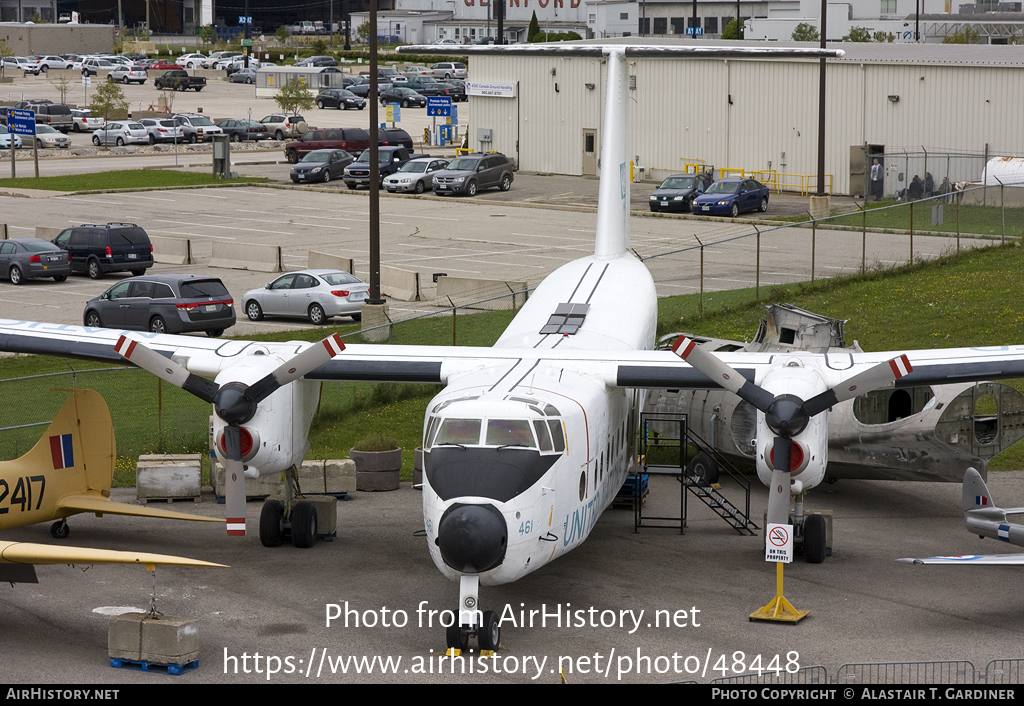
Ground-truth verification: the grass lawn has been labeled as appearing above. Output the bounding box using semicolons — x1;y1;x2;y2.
0;169;269;192
4;240;1024;484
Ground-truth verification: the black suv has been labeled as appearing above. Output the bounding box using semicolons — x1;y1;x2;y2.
343;146;414;189
433;153;514;196
52;223;154;279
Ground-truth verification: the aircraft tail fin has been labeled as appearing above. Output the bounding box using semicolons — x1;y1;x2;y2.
18;389;115;495
593;49;630;261
963;467;995;514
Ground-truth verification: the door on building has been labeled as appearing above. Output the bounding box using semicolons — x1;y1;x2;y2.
583;129;598;176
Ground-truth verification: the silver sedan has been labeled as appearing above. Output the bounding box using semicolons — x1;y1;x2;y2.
383;157;450;194
92;121;150;146
242;270;370;324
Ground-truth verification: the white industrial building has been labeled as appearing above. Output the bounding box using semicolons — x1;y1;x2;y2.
463;38;1024;195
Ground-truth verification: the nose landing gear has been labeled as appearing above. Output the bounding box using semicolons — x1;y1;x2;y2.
446;575;501;653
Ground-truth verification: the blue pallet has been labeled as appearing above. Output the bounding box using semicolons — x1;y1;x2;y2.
110;657;198;675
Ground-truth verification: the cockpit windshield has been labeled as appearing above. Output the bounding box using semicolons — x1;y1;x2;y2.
427;414;566;453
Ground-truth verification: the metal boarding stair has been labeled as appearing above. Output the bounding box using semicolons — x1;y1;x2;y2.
635;412;759;536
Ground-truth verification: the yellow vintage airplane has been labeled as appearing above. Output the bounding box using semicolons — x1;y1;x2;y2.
0;388;225;582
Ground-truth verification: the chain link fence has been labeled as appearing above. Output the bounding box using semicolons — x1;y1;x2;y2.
637;181;1023;313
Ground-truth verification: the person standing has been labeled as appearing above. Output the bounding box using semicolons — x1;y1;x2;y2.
870;158;884;201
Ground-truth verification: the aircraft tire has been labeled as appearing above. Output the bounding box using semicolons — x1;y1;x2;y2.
50;520;69;539
479;610;500;651
260;499;285;547
803;514;827;564
446;623;469;651
689;452;720;485
291;501;318;548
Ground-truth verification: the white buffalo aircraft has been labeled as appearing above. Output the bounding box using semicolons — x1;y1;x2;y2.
6;43;1024;649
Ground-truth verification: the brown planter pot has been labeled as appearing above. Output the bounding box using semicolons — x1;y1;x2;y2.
349;447;402;473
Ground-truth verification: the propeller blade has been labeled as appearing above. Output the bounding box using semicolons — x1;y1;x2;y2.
671;336;775;412
766;437;792;526
114;335;219;404
245;333;346;405
803;354;913;417
221;425;247;537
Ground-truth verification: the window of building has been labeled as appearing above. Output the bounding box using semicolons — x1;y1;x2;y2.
705;16;719;33
671;17;686;33
653;17;667;34
688;16;701;28
880;0;897;12
620;12;629;20
638;17;650;34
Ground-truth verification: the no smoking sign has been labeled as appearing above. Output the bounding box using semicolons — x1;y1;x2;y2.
766;523;794;563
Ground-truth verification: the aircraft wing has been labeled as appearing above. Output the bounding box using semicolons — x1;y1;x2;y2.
0;539;227;568
57;492;224;524
4;319;1024;390
897;554;1024;565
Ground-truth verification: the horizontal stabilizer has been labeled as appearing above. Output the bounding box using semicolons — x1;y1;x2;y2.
0;540;227;569
58;492;224;524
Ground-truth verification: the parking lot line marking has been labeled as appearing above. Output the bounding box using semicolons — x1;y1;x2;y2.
59;197;123;205
176;192;228;198
148;229;236;240
152;219;294;235
123;194;176;202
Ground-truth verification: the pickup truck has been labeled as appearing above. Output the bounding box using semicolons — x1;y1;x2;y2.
154;71;207;92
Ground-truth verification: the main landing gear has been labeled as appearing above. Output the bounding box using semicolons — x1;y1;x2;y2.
789;490;830;564
446;575;501;653
259;465;333;548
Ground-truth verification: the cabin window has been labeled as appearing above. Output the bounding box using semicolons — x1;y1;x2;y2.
548;420;566;452
534;420;554;452
486;419;535;447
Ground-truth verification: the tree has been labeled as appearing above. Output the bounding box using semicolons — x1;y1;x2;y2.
843;26;873;42
721;18;745;40
89;81;129;123
942;26;980;44
275;25;292;46
791;23;819;42
50;71;73;104
356;22;371;44
199;24;216;47
274;79;316;115
528;12;540;43
113;26;136;55
0;39;13;80
29;12;43;23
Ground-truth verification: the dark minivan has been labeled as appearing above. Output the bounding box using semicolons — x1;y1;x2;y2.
52;223;154;279
83;274;235;337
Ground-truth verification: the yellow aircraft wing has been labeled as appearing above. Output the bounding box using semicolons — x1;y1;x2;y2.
0;539;227;569
57;491;224;524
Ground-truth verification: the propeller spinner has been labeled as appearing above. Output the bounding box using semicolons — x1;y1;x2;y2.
115;334;346;535
671;336;912;525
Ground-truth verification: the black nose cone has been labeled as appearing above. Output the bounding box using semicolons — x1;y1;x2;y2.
436;503;507;573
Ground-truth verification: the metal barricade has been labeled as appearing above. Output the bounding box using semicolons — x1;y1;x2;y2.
835;660;975;684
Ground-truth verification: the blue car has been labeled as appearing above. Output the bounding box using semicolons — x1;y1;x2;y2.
691;178;769;217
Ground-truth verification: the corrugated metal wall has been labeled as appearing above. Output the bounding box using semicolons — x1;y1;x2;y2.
469;53;1023;194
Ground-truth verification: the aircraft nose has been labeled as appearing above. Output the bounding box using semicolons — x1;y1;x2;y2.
436;503;507;573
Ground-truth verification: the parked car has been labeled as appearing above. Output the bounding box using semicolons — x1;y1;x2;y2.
154;70;206;91
283;127;370;163
295;56;338;67
138;117;185;144
229;68;257;84
84;275;235;336
92;121;150;146
216;119;270;142
347;79;391;99
344;146;414;189
32;55;73;71
147;60;184;71
379;87;427;108
383;157;449;194
51;222;154;279
429;62;468;80
0;239;71;284
316;89;365;111
402;65;432;78
433;152;514;196
690;178;770;217
176;53;210;69
259;114;306;141
172;113;224;143
0;125;22;150
243;270;369;324
290;149;354;184
108;66;147;84
403;76;459;99
648;173;706;213
2;57;39;74
22;103;73;133
81;58;115;76
378;127;413;149
70;109;103;132
33;125;71;149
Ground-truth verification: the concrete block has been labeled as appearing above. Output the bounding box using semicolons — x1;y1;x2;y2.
35;226;63;241
213;459;283;498
151;235;192;265
360;301;391;342
303;494;338;536
298;459;325;494
413;448;423;487
108;612;146;661
308;251;353;273
436;276;528;310
209;241;282;272
357;470;400;492
809;195;831;220
136;458;202;502
140;615;200;664
325;459;356;494
381;264;420;301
